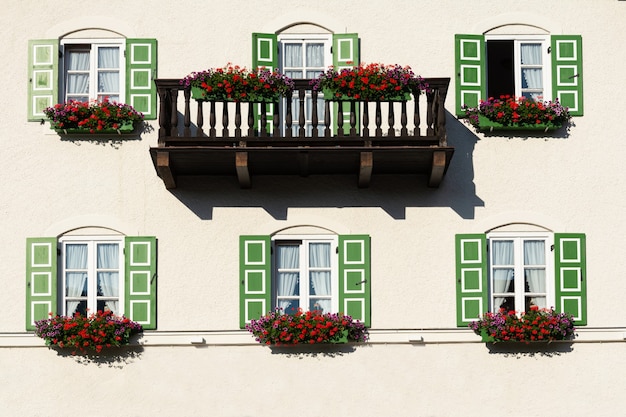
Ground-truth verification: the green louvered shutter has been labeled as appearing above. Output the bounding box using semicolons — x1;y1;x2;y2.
338;235;370;327
554;233;586;325
551;35;583;116
251;33;278;134
455;34;485;116
240;235;272;328
27;40;58;121
126;39;158;120
455;234;488;326
26;238;57;330
125;236;157;329
332;33;360;135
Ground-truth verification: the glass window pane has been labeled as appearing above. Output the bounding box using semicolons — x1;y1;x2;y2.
525;268;545;293
277;272;299;296
97;47;119;69
310;298;331;313
492;240;514;265
97;299;120;315
98;72;120;93
285;70;303;79
523;240;545;265
520;43;542;65
309;243;330;267
521;69;542;89
96;243;119;268
277;245;299;268
66;244;88;269
67;74;89;95
494;296;515;312
310;271;331;295
284;44;302;67
68;51;90;70
305;43;324;67
97;272;119;297
526;296;546;310
65;272;88;297
67;300;87;317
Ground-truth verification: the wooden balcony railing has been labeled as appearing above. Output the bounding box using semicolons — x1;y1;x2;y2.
149;78;454;189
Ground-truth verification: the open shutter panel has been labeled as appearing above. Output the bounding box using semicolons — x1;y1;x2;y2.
27;40;58;121
124;236;157;329
26;238;57;330
455;34;485;116
126;39;158;120
240;235;272;328
551;35;583;116
554;233;586;325
455;234;488;327
251;33;278;134
338;235;370;327
332;33;359;135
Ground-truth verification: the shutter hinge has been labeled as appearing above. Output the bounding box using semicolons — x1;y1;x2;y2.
568;74;580;79
547;46;551;54
335;246;339;254
330;46;333;54
550;244;555;251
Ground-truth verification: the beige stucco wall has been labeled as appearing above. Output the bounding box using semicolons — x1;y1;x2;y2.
2;0;626;415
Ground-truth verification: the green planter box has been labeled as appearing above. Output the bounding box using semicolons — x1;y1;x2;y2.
322;88;411;102
476;115;563;132
190;86;279;103
52;121;137;135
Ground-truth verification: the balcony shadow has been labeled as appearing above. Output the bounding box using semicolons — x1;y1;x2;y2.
165;111;483;220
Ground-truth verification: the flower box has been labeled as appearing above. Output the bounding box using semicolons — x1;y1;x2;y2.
181;65;294;103
44;99;144;135
321;87;411;102
475;115;563;132
52;120;138;135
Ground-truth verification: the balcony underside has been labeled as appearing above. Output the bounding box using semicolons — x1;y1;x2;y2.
150;140;454;189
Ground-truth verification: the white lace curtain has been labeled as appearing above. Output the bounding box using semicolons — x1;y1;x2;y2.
277;245;299;313
524;240;546;309
520;43;543;101
309;243;331;313
65;244;88;316
97;243;120;314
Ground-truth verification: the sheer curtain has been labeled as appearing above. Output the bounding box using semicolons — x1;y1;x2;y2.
309;243;331;313
65;244;88;316
492;241;514;311
524;240;546;308
520;43;543;100
67;51;90;99
97;47;120;101
97;243;120;314
276;245;299;313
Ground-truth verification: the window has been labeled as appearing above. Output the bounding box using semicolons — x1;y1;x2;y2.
274;236;338;314
240;234;370;328
61;40;124;103
455;232;587;327
455;33;583;116
27;36;158;121
25;235;157;330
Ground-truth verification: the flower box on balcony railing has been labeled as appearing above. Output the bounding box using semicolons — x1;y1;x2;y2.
321;88;412;102
475;115;563;133
190;86;281;103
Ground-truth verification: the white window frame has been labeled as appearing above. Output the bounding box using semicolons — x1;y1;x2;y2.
271;234;338;313
59;235;125;317
278;34;332;136
485;34;552;101
60;38;125;103
487;232;554;313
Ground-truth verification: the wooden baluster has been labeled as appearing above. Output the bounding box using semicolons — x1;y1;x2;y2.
260;102;268;136
285;91;293;138
362;102;370;138
247;102;254;137
235;102;241;138
350;101;357;136
157;86;169;144
183;87;191;137
273;100;280;137
400;101;408;136
298;89;306;137
414;93;421;137
426;90;434;136
337;101;345;137
196;100;204;137
208;101;215;137
375;101;383;137
311;90;319;138
387;102;395;137
324;100;331;138
170;88;179;137
222;102;229;137
436;91;447;146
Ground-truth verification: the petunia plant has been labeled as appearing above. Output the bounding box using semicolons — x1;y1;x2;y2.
180;64;295;102
462;95;571;132
469;306;576;343
35;310;143;354
44;99;144;133
310;63;429;101
246;308;369;345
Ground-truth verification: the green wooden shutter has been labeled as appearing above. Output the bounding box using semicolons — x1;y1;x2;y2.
551;35;583;116
251;33;278;134
26;238;57;330
27;40;58;121
554;233;586;325
240;235;272;328
455;34;485;116
332;33;360;135
125;236;157;329
126;39;158;120
455;234;488;326
338;235;370;327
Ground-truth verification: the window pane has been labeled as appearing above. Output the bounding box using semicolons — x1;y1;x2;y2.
97;272;119;297
310;298;331;313
525;268;545;294
98;72;119;93
305;43;324;67
306;70;323;79
526;296;546;310
310;271;331;296
492;240;514;265
66;244;88;268
277;245;299;268
309;243;330;267
285;70;303;79
284;44;302;67
97;47;119;69
68;51;90;70
97;299;120;315
67;74;89;95
495;296;515;312
520;43;542;65
277;272;299;296
67;300;87;317
66;272;88;297
523;240;545;265
96;243;119;268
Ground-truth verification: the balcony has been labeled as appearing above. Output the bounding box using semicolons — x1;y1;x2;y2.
149;78;453;189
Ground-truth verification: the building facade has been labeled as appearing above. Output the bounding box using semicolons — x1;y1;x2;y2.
2;1;626;416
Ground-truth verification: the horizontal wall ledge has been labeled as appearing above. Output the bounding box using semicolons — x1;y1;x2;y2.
3;328;626;348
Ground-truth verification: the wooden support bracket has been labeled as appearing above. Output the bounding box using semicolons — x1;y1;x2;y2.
428;151;446;187
236;151;251;188
156;151;177;189
298;151;310;177
359;151;373;188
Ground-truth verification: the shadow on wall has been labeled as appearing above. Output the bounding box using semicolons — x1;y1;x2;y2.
166;111;484;220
